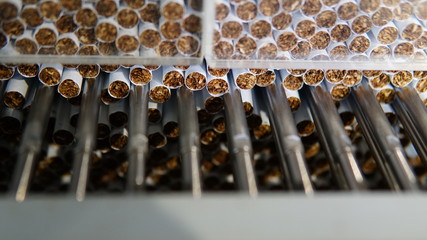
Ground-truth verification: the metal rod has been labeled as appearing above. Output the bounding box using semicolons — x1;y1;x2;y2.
262;83;314;194
70;76;102;201
349;95;400;191
11;86;55;202
394;87;427;166
351;84;418;191
177;87;202;197
223;78;258;196
127;84;149;192
302;86;367;191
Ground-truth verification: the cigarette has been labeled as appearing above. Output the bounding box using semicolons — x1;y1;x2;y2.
55;13;77;34
212;113;226;134
220;14;243;39
315;9;336;29
256;70;276;87
3;74;29;109
107;67;130;99
274;30;298;51
200;127;221;147
380;103;397;126
373;84;395;104
414;50;427;60
419;91;427;107
78;64;100;78
116;27;140;53
95;0;118;17
108;98;129;127
100;64;120;73
155;40;178;56
193;91;211;125
392;41;415;59
327;42;350;60
148;101;163;124
2;19;24;39
301;0;322;16
53;98;75;145
371;22;398;45
138;23;161;49
0;30;8;51
0;0;21;21
39;63;63;86
330;22;351;42
33;22;58;46
149;69;171;103
414;78;427;93
162;94;179;139
239;89;254;116
215;0;230;21
73;3;97;27
337;100;355;126
16;64;37;78
138;2;160;24
349;14;372;35
393;2;413;21
325;69;347;83
128;65;151;85
342;70;363;87
208;66;229;77
282;0;302;12
56;33;79;55
58;68;83;99
294;101;315;137
203;88;225;114
176;34;200;56
162;66;184;89
363;70;382;79
359;0;380;13
185;64;207;91
368;72;390;89
144;65;161;71
257;0;279;17
279;69;304;90
0;107;23;134
293;13;316;39
325;82;351;101
39;0;62;21
20;4;43;28
148;123;167;148
248;68;268;75
290;40;311;59
161;0;185;21
95;18;118;43
206;73;229;97
336;0;359;21
310;30;331;50
396;18;424;42
285;88;301;112
232;68;256;90
116;7;139;29
415;31;427;50
253;109;272;141
96;103;111;140
367;42;391;60
347;33;371;53
14;30;39;54
234;0;257;22
101;78;119;105
371;6;393;27
303;69;324;86
182;10;202;34
59;0;82;12
391;70;413;88
110;127;129;150
98;42;119;56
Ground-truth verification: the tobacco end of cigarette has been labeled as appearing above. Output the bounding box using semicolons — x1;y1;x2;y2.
56;14;78;34
207;78;229;96
331;83;351;101
205;96;224;114
162;2;184;21
236;73;256;89
148;132;167;148
109;81;130;99
156;41;178;57
15;39;38;55
3;91;25;109
288;97;300;112
185;72;206;90
253;124;272;140
59;79;80;99
163;71;184;88
95;0;118;17
200;129;220;146
0;2;18;21
213;117;226;133
296;120;315;137
111;133;128;150
376;88;395;103
149;86;171;103
101;89;119;105
256;70;275;87
164;122;180;138
40;67;61;86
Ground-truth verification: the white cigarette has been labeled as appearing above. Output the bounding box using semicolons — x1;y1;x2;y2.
53;98;75;145
256;37;278;59
234;0;257;22
308;49;329;60
371;21;398;45
162;66;184;89
0;64;15;81
161;0;185;21
324;81;351;101
148;123;167;148
220;14;244;39
149;69;171;103
115;27;140;54
346;33;371;54
395;17;424;41
148;100;163;123
184;63;207;91
293;101;315;137
97;103;111;140
108;67;131;99
372;83;396;104
110;126;129;150
95;18;119;43
391;40;415;59
108;98;129;127
15;30;39;54
337;100;355;126
292;12;316;38
215;0;231;21
138;22;161;49
206;73;229;97
116;6;139;29
3;73;29;109
285;88;301;112
129;65;152;86
176;34;200;56
74;3;98;27
39;63;63;86
279;69;304;90
33;22;58;46
56;32;80;55
366;37;392;60
232;68;256;90
58;68;83;99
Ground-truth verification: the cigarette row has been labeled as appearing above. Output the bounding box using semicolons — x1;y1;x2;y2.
0;0;203;58
213;0;427;60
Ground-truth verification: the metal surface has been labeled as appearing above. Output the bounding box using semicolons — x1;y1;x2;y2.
352;85;418;191
177;87;202;197
303;86;367;191
127;85;149;192
223;80;258;196
11;86;55;202
70;77;103;201
262;84;313;194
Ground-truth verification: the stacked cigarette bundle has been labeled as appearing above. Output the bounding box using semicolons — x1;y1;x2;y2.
0;0;203;59
212;0;427;61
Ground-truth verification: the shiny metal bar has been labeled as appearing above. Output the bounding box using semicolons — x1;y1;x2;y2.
394;87;427;166
11;86;55;202
223;81;258;196
352;85;418;191
303;86;367;191
177;87;202;197
127;85;149;192
70;77;102;201
262;84;314;194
